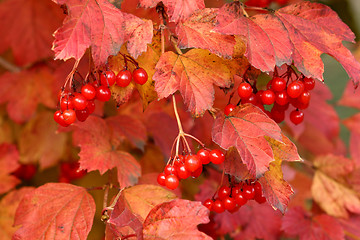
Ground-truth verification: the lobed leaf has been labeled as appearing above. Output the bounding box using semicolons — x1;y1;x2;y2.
0;143;20;194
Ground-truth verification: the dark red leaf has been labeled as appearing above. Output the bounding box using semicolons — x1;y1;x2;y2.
0;143;20;194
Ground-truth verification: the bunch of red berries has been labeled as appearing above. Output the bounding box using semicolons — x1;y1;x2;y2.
245;0;289;8
226;73;316;125
157;149;225;190
203;180;266;213
59;161;87;183
54;67;148;127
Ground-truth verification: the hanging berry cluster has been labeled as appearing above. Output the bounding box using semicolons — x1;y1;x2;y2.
203;179;266;214
245;0;289;8
157;148;225;190
53;54;148;127
226;65;316;125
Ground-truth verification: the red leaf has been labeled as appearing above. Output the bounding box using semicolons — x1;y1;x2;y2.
0;143;20;194
176;8;236;58
282;207;344;240
52;0;152;65
0;0;64;65
343;113;360;166
0;68;57;123
106;115;147;150
215;2;360;86
139;0;205;23
338;80;360;109
0;187;35;239
153;49;234;116
13;183;95;240
143;199;211;239
73;116;141;187
212;104;282;177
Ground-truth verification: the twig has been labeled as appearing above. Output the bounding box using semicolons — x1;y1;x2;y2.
0;57;21;73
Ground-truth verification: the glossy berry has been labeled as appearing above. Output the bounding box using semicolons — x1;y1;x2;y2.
242;93;258;105
255;195;266;204
116;69;132;87
238;82;253;99
254;181;262;197
62;109;76;125
133;68;148;85
100;70;116;86
54;110;62;124
290;109;304;125
212;199;225;213
271;77;287;92
303;77;315;90
164;164;177;176
165;175;179;190
223;197;237;211
261;90;275;105
234;192;247;206
57;113;70;127
287;81;304;98
275;90;290;106
12;164;37;180
197;149;210;164
224;103;236;115
157;172;166;186
231;186;242;197
177;164;191;179
76;109;89;122
191;165;203;178
87;100;95;114
209;149;225;164
271;109;285;123
60;162;86;180
297;91;311;105
203;199;214;210
243;184;256;200
218;186;231;200
96;86;111;102
72;93;88;110
81;84;96;100
60;96;74;111
185;154;202;172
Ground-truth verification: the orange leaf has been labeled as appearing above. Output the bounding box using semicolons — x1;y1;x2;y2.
0;143;20;194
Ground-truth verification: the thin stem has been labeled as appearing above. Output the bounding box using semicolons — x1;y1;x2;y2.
170;36;183;55
0;57;21;73
183;133;205;147
103;185;109;209
121;234;137;240
63;59;80;90
172;95;184;133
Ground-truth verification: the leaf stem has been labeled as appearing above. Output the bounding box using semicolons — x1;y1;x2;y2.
0;56;21;73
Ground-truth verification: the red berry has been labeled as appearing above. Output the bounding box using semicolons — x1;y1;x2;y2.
212;199;225;213
231;186;242;196
100;70;116;86
203;199;214;211
60;162;86;180
177;164;191;179
96;86;111;102
57;89;70;102
57;113;70;127
287;81;304;98
133;68;148;85
76;109;89;122
243;184;256;200
235;192;248;206
223;197;236;211
273;102;289;112
271;108;285;123
116;69;132;87
54;110;62;124
185;154;202;172
191;165;203;178
197;149;210;165
81;84;96;100
218;186;231;200
164;164;177;176
241;92;257;105
238;82;253;99
275;90;290;106
165;175;179;190
157;172;166;186
271;77;287;92
254;181;262;197
245;0;271;8
209;149;225;164
261;90;275;105
62;109;76;125
255;195;266;204
72;93;88;110
290;109;304;125
224;104;236;115
60;95;74;111
12;164;37;180
87;100;95;114
297;91;311;105
303;77;315;90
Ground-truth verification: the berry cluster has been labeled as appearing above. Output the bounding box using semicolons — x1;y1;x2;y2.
246;0;289;8
229;73;316;125
157;149;225;190
203;180;266;213
54;66;148;127
59;162;87;183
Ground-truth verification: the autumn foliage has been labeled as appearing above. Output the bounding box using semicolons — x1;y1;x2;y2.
1;0;360;239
